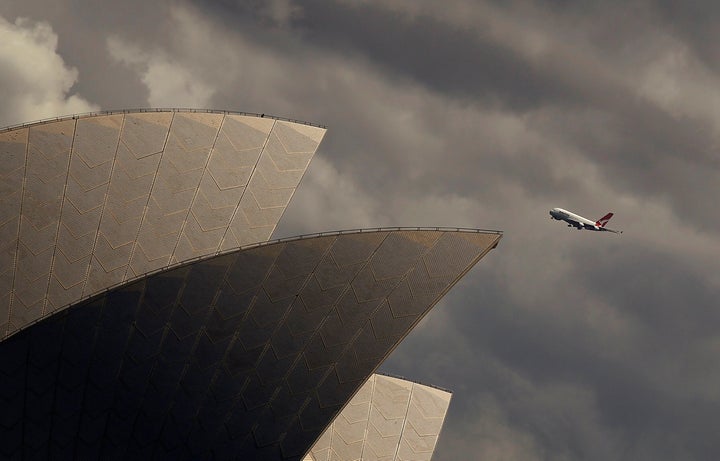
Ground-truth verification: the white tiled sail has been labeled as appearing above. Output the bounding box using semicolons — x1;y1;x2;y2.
0;110;326;338
0;108;503;460
0;229;499;460
304;374;452;461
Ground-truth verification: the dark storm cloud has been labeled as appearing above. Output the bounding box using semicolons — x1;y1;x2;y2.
189;0;720;232
385;254;720;460
578;245;720;340
291;1;578;111
193;0;583;111
653;0;720;73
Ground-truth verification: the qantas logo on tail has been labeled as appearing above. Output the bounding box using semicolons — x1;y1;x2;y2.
595;213;613;227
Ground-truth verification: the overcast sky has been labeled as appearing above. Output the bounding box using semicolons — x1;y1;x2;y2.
2;1;720;459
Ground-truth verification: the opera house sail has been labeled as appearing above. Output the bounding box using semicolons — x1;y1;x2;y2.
0;109;501;460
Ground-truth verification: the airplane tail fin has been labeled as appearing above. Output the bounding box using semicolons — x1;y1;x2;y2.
595;212;613;227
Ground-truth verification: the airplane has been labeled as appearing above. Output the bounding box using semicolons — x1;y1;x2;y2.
549;208;623;233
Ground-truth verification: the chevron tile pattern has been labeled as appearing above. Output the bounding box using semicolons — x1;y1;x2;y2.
219;120;322;251
0;128;28;337
303;374;452;461
47;115;123;313
0;110;326;338
0;229;499;460
11;120;74;334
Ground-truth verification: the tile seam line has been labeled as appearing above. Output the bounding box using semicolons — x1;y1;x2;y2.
42;118;77;317
393;382;415;461
170;113;226;261
122;112;175;281
4;128;29;338
358;374;376;461
81;114;126;298
216;119;277;252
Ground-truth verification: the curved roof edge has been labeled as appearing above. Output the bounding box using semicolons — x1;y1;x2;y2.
0;107;327;133
1;111;327;338
0;228;499;459
374;370;453;393
3;228;501;341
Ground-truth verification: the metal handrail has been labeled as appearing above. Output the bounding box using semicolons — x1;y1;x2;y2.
0;107;327;133
80;226;503;296
374;371;453;393
3;227;501;339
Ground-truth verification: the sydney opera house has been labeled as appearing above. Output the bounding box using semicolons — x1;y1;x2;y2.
0;109;501;460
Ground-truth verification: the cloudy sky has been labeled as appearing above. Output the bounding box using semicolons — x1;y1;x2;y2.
2;0;720;459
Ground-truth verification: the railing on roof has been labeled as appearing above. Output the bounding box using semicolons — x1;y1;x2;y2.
4;227;502;339
374;371;453;393
0;107;327;133
76;226;502;298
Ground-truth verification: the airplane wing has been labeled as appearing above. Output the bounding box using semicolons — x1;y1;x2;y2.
595;211;621;233
601;227;623;234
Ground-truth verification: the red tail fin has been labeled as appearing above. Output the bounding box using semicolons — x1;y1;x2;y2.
596;212;613;227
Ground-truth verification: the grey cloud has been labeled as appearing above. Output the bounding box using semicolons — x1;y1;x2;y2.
653;0;720;73
386;259;720;460
577;246;720;340
187;0;720;232
192;0;584;111
0;0;173;109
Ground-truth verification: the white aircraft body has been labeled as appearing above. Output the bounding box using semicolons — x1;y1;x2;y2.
549;208;622;233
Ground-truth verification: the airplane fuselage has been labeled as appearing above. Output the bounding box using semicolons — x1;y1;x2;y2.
549;208;596;229
549;207;620;232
